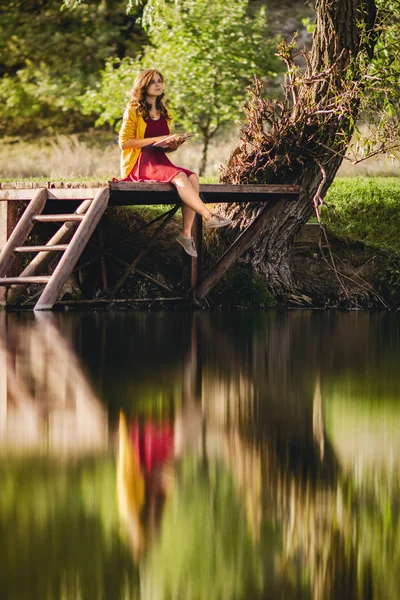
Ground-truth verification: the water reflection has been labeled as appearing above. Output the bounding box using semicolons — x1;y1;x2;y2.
0;310;399;599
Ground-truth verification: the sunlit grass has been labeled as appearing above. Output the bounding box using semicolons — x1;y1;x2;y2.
323;177;400;254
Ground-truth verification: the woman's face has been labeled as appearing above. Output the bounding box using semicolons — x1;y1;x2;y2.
146;74;164;98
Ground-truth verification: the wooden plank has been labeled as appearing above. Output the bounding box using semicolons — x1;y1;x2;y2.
0;277;50;285
14;245;68;253
195;200;280;300
32;215;85;222
34;188;109;310
109;182;300;194
0;189;99;201
7;199;93;306
0;188;48;277
1;183;300;206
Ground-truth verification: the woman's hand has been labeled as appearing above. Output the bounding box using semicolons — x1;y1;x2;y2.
164;138;181;152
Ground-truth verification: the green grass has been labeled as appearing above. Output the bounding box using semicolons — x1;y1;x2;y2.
323;177;400;255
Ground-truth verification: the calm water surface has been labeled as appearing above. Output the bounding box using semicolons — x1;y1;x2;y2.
0;310;399;600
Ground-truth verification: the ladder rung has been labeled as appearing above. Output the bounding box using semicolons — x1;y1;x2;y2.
32;214;85;223
14;245;69;253
0;277;51;285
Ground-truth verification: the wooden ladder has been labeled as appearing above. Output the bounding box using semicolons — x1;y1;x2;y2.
0;187;109;310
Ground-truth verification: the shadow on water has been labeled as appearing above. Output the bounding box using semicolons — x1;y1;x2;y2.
0;310;399;599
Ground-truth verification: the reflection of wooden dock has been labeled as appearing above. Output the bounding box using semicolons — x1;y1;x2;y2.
0;181;300;309
0;313;108;454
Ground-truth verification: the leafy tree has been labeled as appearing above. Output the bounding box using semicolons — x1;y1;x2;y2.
81;0;279;175
0;0;146;135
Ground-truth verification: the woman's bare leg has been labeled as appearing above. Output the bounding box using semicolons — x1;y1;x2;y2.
181;205;196;238
181;174;203;237
171;173;212;234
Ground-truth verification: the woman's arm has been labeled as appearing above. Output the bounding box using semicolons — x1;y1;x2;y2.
121;136;169;150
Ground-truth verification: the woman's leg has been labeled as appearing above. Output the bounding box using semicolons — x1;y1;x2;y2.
181;174;204;238
171;173;212;230
181;205;196;238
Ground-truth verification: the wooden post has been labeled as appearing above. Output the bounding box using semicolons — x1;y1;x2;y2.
0;189;47;278
0;201;25;304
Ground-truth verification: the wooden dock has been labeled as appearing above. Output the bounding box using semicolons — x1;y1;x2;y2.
0;181;301;310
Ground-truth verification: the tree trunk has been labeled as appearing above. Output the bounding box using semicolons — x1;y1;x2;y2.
199;134;211;177
220;0;378;297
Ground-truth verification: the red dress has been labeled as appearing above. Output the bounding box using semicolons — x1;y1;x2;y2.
123;115;195;183
130;420;174;473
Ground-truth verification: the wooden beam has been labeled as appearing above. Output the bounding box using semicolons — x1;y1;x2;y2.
34;188;109;311
195;200;280;300
0;189;99;201
0;188;48;278
109;182;300;194
1;183;300;207
0;277;50;285
108;182;300;206
14;245;68;253
32;215;85;222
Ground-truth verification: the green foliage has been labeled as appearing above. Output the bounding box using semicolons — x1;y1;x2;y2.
0;0;145;135
144;455;264;600
221;265;277;308
322;177;400;254
0;458;139;600
80;0;280;170
347;0;400;161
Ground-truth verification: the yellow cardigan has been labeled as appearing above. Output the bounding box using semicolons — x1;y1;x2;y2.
118;105;172;178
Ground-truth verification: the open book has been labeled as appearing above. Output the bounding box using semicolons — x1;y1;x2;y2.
152;133;194;148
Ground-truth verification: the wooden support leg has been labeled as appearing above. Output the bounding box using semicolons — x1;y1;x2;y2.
0;199;34;305
195;200;279;300
97;223;108;293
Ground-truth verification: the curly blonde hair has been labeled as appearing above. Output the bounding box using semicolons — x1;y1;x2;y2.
128;69;169;121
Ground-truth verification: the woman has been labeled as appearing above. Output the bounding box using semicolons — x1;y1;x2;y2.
118;69;232;257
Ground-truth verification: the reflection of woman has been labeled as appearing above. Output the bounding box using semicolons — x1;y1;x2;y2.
117;379;203;559
117;69;232;257
117;412;175;558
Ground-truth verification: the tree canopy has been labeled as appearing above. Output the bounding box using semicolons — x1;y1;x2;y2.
0;0;145;135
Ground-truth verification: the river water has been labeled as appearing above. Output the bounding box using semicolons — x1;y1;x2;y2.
0;310;399;600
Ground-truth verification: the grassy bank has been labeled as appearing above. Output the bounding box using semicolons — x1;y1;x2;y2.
323;177;400;255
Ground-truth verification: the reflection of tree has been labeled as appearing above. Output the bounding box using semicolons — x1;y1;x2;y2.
197;311;380;600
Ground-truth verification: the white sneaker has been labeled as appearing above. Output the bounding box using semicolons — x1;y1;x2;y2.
176;234;198;257
204;214;233;229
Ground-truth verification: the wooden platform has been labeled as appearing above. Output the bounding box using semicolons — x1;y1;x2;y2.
0;181;300;204
0;181;301;309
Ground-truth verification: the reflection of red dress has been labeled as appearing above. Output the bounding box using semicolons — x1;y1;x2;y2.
122;115;195;183
130;421;174;473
